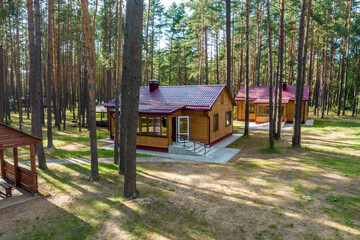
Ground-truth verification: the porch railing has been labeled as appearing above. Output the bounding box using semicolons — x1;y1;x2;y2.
172;134;211;156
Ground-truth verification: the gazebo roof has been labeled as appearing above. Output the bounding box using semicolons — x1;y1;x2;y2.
96;103;108;113
0;123;41;150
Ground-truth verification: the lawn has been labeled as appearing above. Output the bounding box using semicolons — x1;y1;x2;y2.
1;110;360;239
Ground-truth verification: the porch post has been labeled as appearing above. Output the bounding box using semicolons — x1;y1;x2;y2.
13;147;19;186
30;145;38;195
0;149;4;177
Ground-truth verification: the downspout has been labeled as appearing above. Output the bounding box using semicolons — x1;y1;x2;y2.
204;111;211;144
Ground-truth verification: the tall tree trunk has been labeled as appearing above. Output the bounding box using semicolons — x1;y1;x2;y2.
120;0;144;199
314;47;321;116
143;0;151;85
292;0;307;148
107;0;112;101
168;35;173;86
337;38;345;116
26;0;47;169
183;29;187;85
342;0;352;116
266;0;274;149
255;0;263;87
226;0;231;92
15;6;23;129
204;26;209;85
244;0;250;136
80;0;99;180
275;0;285;140
321;34;328;118
47;0;54;148
114;0;123;165
55;0;61;130
216;30;219;85
353;47;360;116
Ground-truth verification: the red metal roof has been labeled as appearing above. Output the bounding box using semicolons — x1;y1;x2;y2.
106;84;236;114
110;104;186;115
235;85;310;102
253;98;290;104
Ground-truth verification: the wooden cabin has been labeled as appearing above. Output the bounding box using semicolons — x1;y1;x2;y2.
105;80;236;152
0;123;41;196
235;83;310;124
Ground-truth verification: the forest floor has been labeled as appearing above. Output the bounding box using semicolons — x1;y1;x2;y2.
1;111;360;239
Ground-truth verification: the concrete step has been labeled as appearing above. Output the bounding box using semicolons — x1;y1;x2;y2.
169;141;214;157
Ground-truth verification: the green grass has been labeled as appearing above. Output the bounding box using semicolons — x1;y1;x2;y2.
301;153;360;178
226;134;252;148
259;147;281;154
34;163;215;239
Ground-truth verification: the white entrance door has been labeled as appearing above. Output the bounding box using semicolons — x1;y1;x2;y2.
177;116;189;143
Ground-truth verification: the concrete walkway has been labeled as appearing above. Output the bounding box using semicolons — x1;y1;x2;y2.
100;134;242;164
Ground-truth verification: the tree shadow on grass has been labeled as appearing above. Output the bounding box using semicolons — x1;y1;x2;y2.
0;196;94;239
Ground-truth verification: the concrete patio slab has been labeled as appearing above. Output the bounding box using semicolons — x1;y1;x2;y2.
0;180;40;210
99;134;243;164
98;137;114;143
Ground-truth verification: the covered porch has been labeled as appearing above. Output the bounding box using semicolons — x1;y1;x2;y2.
253;98;289;124
0;123;41;197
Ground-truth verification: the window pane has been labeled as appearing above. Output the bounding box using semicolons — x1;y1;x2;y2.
226;111;231;125
161;118;167;136
250;104;254;113
148;117;154;134
141;117;147;134
155;117;161;135
179;118;188;134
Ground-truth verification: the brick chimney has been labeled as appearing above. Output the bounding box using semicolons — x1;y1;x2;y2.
149;79;159;92
282;81;287;91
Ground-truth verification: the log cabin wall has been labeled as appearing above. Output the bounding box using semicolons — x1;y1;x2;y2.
237;100;255;121
255;104;287;123
209;91;234;143
237;100;308;124
302;101;308;123
286;101;295;122
3;160;37;193
182;110;209;144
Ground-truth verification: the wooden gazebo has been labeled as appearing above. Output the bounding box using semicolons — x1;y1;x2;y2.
0;123;41;195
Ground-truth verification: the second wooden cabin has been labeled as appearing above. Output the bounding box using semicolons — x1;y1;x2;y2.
235;82;310;124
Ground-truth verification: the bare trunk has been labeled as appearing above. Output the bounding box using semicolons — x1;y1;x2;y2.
275;0;285;140
292;0;307;148
266;0;274;149
47;0;54;148
204;27;209;85
244;0;250;136
143;0;151;85
120;0;144;199
80;0;99;180
226;0;231;92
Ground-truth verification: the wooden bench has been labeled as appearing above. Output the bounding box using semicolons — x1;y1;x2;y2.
0;182;13;198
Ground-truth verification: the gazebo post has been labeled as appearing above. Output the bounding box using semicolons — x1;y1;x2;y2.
30;145;38;195
0;149;4;177
13;147;19;186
